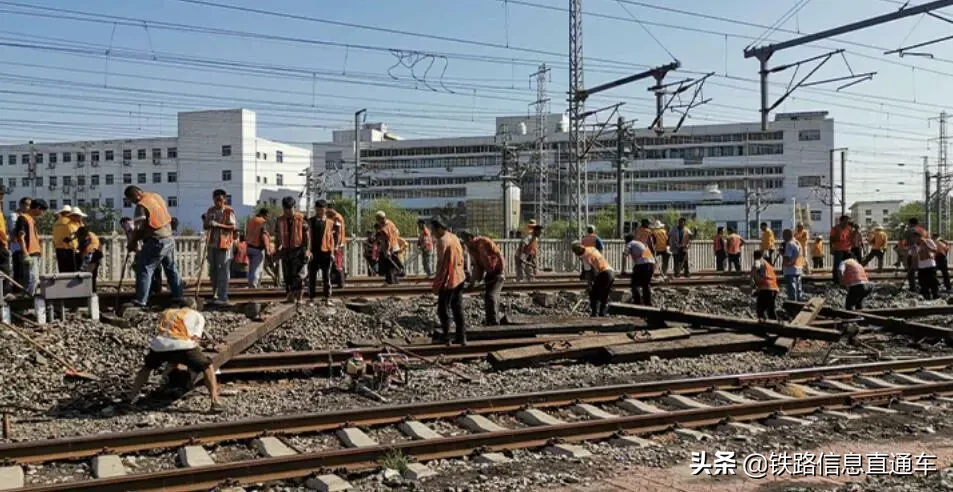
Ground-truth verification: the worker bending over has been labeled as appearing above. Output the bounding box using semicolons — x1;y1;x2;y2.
933;233;951;292
308;199;341;304
459;230;504;326
431;219;467;345
839;254;871;310
125;186;183;306
127;299;223;413
376;211;403;284
624;233;654;306
573;241;614;317
517;225;542;282
863;225;888;272
750;250;778;321
725;227;744;272
203;189;237;306
275;196;310;303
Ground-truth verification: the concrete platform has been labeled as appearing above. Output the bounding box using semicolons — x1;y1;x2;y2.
178;446;215;468
305;474;353;492
91;455;126;478
398;421;443;440
336;427;378;448
458;415;507;433
254;437;297;457
516;409;565;426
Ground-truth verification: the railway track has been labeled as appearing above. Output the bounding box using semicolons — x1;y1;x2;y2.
8;356;953;491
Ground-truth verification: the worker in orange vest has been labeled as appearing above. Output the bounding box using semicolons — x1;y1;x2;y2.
245;208;271;288
624;233;655;306
203;189;237;305
794;223;810;274
459;230;505;325
713;227;727;272
417;219;435;278
829;215;853;284
750;249;779;320
325;201;348;289
431;219;467;345
839;253;871;310
914;229;940;300
573;241;615;317
308;199;341;304
275;196;310;302
863;225;888;272
232;234;249;279
124;185;183;306
933;233;951;292
811;235;825;269
376;211;403;285
581;225;604;252
650;221;670;275
725;227;745;272
781;228;805;301
903;219;928;292
517;225;542;282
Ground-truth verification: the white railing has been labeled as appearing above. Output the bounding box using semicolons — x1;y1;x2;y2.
36;236;902;281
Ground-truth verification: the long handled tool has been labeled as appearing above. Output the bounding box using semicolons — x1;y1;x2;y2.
2;320;99;380
115;251;132;311
194;230;210;304
0;270;26;292
381;341;475;382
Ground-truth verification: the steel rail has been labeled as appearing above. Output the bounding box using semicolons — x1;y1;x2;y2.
4;356;953;465
16;379;953;492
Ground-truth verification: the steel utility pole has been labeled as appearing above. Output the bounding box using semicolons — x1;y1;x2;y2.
939;111;948;236
530;64;551;224
354;109;366;228
925;156;932;233
840;150;847;219
744;178;751;239
744;2;953;128
616;116;625;238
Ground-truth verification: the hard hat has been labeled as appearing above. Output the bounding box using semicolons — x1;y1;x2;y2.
57;205;73;215
376;211;386;218
69;207;87;218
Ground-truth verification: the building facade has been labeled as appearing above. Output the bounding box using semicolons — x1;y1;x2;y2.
0;109;311;231
850;200;903;228
315;111;834;238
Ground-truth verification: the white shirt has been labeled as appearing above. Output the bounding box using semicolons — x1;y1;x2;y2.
626;240;655;265
782;240;802;276
919;239;938;269
150;309;206;352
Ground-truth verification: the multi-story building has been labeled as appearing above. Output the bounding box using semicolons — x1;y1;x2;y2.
0;109;311;231
850;200;903;227
315;111;834;237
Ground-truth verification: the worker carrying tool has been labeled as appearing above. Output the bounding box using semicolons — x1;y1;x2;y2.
308;199;341;304
325;201;348;289
458;230;505;326
517;224;542;282
275;196;310;303
624;233;654;306
417;219;435;278
863;225;888;272
431;218;467;345
750;249;779;321
126;299;223;413
838;253;872;310
572;241;614;317
725;227;745;272
376;211;403;285
124;186;183;306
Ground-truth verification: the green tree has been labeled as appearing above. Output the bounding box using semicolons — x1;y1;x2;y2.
84;206;120;235
35;212;56;235
363;199;418;236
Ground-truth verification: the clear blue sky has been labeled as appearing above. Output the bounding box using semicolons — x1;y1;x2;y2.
0;0;950;204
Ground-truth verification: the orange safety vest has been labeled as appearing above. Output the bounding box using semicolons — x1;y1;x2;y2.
713;234;725;252
315;216;337;253
756;261;779;291
469;236;504;276
795;230;809;251
278;213;305;250
869;231;887;251
581;247;611;273
634;228;652;245
83;232;100;256
418;226;434;252
629;240;654;264
433;232;466;292
783;241;806;269
830;225;852;253
522;236;539;257
139;192;172;230
157;308;192;342
726;234;742;255
841;258;868;286
207;205;236;250
581;233;598;248
234;241;249;265
22;214;40;255
651;229;668;252
246;216;267;248
381;219;401;251
811;241;824;257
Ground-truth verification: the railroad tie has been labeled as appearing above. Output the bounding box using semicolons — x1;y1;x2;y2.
888;373;931;385
919;370;953;381
674;428;713;441
711;390;755;405
516;409;565;427
457;415;507;433
403;463;436;481
398;421;443;440
472;452;514;465
746;387;794;400
335;427;378;448
816;409;861;421
890;400;933;413
91;455;126;478
544;443;592;458
254;437;298;458
855;375;902;389
783;383;830;397
609;435;660;448
763;415;813;427
662;394;711;410
721;422;765;434
178;446;216;468
817;379;867;392
305;474;353;492
0;466;24;491
619;399;665;414
860;405;900;415
572;403;618;420
932;396;953;405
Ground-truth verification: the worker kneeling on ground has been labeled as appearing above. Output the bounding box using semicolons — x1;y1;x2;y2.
127;299;223;413
458;230;505;326
838;253;872;311
572;241;614;317
750;250;779;321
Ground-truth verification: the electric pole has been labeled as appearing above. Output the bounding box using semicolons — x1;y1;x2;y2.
530;64;550;225
744;178;751;239
616;116;625;238
354;109;366;228
925;156;932;233
939;111;948;236
840;149;847;219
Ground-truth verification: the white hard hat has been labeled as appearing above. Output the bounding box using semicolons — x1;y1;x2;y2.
69;207;87;218
376;211;386;218
57;205;72;215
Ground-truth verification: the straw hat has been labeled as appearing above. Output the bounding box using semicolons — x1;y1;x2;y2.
652;220;664;229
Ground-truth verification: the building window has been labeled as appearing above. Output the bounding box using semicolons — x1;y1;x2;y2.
798;129;821;141
256;176;260;183
122;149;132;161
152;148;161;160
152;172;161;183
797;176;822;188
63;199;71;207
49;176;57;186
91;198;100;208
882;209;890;216
137;173;146;184
105;150;114;161
167;147;177;158
106;174;114;185
48;153;57;164
222;170;232;181
866;218;873;225
276;150;283;163
276;173;283;186
63;176;72;186
76;152;85;162
123;173;132;184
864;209;872;216
77;176;86;186
34;177;42;187
20;177;28;187
77;199;86;208
262;153;267;160
263;177;267;184
6;178;13;187
21;154;28;165
221;145;232;157
167;196;178;207
167;172;177;183
137;149;146;159
269;198;277;206
91;175;100;186
105;198;115;208
34;154;43;164
123;198;131;208
91;151;100;162
255;151;260;159
811;210;822;221
47;200;56;210
225;194;232;205
62;152;71;163
6;155;14;165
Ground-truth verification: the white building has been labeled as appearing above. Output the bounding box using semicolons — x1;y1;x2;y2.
0;109;311;231
314;111;834;238
850;200;903;227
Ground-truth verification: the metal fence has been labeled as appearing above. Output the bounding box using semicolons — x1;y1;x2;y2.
36;236;903;281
